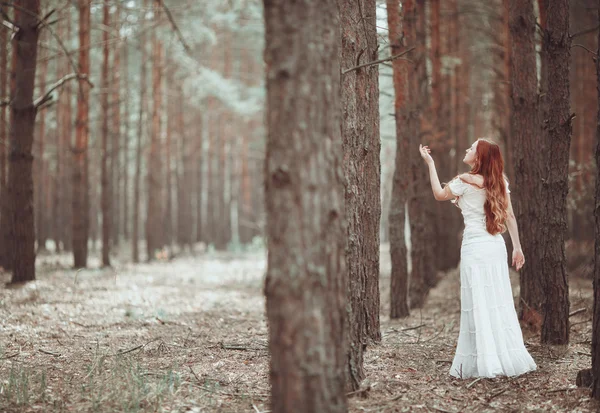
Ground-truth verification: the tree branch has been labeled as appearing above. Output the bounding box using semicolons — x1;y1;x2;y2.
571;24;599;39
342;46;415;75
572;43;598;56
0;2;89;98
157;0;193;55
34;73;89;108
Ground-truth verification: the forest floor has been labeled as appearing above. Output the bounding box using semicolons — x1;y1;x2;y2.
0;244;598;413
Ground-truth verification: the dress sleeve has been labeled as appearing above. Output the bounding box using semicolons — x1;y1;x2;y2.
505;179;511;194
448;177;467;197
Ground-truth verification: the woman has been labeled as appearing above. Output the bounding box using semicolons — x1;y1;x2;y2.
419;138;537;379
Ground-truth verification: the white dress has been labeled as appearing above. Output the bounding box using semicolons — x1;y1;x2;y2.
447;177;537;379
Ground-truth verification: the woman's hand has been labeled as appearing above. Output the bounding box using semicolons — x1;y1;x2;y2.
512;248;525;271
419;144;434;165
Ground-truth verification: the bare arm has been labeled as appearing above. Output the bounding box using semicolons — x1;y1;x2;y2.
426;162;455;201
506;192;525;270
420;144;454;201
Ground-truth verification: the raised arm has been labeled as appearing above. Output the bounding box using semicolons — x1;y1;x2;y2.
505;192;525;270
419;144;455;201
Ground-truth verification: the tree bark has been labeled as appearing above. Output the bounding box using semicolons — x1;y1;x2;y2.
8;0;40;283
164;65;174;249
55;10;73;253
0;8;7;265
510;0;544;325
408;0;435;308
263;0;347;411
35;36;48;252
539;0;571;345
111;4;122;246
145;0;163;261
122;39;129;240
591;0;600;399
132;3;147;263
194;109;203;245
72;0;91;269
387;0;410;319
100;0;112;267
386;0;413;318
339;0;381;390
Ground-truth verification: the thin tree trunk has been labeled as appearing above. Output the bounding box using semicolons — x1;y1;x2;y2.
194;109;203;245
504;0;515;183
100;0;111;267
510;0;544;326
8;0;40;283
0;8;8;265
539;0;571;345
177;85;193;249
164;66;173;248
122;40;129;240
387;0;410;318
205;98;216;245
60;10;73;252
133;1;148;263
72;0;91;269
35;38;48;252
263;0;347;411
146;0;163;260
112;4;122;246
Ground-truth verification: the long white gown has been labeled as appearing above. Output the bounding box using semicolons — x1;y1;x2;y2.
447;177;537;379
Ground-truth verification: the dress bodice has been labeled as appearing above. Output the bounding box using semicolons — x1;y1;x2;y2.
448;177;509;245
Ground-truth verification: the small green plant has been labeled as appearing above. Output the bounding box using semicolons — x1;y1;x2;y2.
2;363;47;406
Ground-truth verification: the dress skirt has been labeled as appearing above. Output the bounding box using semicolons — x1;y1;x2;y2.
449;237;537;379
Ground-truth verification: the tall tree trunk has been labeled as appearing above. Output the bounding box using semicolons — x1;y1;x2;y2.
339;0;381;390
122;40;129;240
57;10;73;253
177;85;193;249
0;8;8;265
164;66;173;248
387;0;410;318
205;98;216;245
510;0;544;325
133;1;148;263
504;0;515;182
100;0;111;267
263;0;347;411
35;39;48;252
408;0;435;308
73;0;91;269
8;0;40;283
112;4;122;246
539;0;571;345
194;109;203;245
146;0;163;261
592;1;600;398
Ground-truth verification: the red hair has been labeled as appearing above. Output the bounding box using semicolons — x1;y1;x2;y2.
469;139;508;235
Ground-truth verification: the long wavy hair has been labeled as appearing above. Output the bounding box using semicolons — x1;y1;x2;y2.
468;139;509;235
